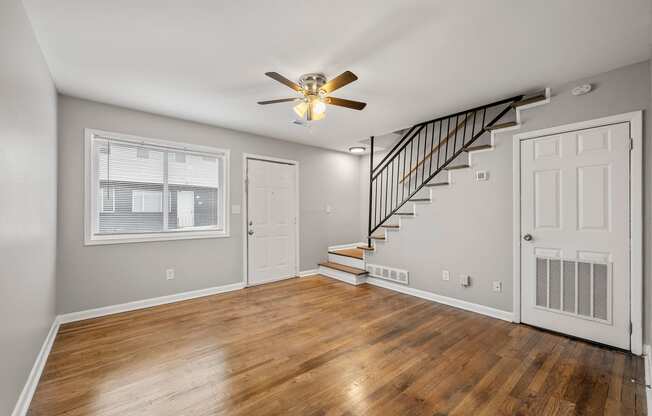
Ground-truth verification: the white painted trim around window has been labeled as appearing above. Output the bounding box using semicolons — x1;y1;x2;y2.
84;128;230;245
512;111;643;355
242;153;300;286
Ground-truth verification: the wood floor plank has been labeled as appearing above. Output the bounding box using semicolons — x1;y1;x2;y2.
28;276;645;415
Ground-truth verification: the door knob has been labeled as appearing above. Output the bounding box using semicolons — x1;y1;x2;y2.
248;230;254;235
523;234;533;241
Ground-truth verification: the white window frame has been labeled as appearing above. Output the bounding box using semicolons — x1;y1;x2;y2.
84;128;230;245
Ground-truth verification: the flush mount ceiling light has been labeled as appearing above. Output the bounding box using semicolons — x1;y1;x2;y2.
258;71;366;122
349;146;365;154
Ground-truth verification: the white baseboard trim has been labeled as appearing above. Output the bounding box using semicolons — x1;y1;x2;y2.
299;269;319;277
58;282;245;324
366;277;514;322
11;318;60;416
644;344;652;415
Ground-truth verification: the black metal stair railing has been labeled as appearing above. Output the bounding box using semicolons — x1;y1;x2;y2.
367;95;524;247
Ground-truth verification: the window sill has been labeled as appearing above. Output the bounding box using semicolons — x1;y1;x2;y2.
84;230;229;246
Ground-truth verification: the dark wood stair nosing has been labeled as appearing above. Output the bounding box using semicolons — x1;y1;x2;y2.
394;212;415;216
369;235;386;240
445;164;470;171
512;94;546;108
318;261;368;276
357;245;375;251
328;250;363;260
410;198;431;202
380;224;400;229
485;121;518;131
426;182;450;187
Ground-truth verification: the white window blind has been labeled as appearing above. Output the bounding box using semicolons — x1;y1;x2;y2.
85;129;229;244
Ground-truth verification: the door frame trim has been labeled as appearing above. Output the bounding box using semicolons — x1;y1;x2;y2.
511;111;643;354
242;153;300;287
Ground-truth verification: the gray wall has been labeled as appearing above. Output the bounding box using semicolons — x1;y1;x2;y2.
0;0;58;414
57;95;361;314
361;62;650;320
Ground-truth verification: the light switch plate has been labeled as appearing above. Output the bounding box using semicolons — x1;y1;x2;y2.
166;269;175;280
492;281;502;292
442;270;450;281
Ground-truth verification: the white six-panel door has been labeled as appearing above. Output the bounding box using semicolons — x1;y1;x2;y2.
520;122;630;349
246;158;297;286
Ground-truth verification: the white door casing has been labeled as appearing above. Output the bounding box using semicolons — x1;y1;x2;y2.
519;122;630;350
246;157;298;286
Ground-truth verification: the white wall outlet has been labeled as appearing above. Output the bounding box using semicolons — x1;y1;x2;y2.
492;281;502;292
475;170;488;181
166;269;175;280
460;274;470;287
442;270;450;281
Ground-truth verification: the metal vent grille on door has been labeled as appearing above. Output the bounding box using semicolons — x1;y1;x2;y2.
535;257;611;323
367;264;409;285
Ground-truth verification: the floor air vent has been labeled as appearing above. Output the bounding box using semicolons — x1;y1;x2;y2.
367;264;409;285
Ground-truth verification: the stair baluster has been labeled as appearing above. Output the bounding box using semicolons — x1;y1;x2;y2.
367;95;524;241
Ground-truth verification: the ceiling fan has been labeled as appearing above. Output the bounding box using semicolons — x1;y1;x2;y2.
257;71;366;121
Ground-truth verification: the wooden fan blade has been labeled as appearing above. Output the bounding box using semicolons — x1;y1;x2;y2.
320;71;358;94
264;72;303;92
257;98;297;105
325;97;367;110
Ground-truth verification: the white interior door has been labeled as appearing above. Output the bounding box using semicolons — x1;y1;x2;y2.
177;191;195;228
246;158;297;285
520;122;630;349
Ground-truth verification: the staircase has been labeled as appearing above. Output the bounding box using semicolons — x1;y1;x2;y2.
317;90;550;285
318;247;367;285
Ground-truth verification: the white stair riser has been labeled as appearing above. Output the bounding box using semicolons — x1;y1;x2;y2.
318;266;367;286
327;253;364;269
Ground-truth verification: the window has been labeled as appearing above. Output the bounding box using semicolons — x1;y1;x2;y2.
85;129;229;244
132;190;163;213
98;186;115;213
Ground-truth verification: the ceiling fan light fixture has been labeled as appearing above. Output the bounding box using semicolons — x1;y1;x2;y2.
310;98;326;116
293;101;308;117
311;110;325;121
258;71;365;122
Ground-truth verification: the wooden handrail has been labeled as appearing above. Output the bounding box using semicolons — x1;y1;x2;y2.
399;115;470;183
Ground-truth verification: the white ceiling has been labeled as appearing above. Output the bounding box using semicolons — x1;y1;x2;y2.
24;0;650;152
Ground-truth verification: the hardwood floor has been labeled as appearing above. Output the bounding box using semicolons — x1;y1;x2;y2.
29;276;646;415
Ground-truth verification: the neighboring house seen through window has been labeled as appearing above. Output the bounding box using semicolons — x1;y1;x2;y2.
85;129;229;244
99;186;115;213
132;190;163;213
